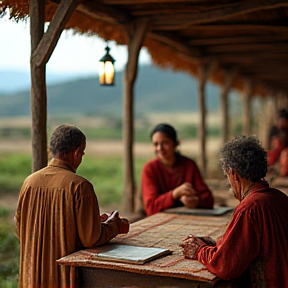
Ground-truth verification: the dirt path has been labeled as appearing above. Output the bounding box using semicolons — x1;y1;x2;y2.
0;138;222;157
0;137;224;216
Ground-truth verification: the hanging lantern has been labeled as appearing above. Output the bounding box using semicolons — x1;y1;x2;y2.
99;43;115;86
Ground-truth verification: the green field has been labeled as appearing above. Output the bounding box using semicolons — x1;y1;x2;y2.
0;117;225;142
0;111;251;287
0;152;150;287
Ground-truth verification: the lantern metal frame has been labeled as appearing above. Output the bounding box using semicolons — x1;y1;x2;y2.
99;43;116;86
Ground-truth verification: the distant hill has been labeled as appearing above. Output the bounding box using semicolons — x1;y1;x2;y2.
0;65;229;117
0;70;81;94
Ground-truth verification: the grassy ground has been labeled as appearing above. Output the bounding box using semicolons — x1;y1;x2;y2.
0;207;19;288
0;113;239;287
0;152;151;287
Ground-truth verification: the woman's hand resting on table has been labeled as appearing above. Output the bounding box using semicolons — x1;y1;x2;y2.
180;195;199;208
172;182;199;208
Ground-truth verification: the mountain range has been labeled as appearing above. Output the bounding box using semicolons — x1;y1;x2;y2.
0;65;236;118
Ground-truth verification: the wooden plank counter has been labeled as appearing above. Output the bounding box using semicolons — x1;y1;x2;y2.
58;211;233;288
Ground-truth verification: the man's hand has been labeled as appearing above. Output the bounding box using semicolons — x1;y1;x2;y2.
118;218;129;234
100;212;110;222
103;210;130;234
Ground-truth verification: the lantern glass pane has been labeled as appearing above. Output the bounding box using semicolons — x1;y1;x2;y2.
104;61;115;85
99;62;105;84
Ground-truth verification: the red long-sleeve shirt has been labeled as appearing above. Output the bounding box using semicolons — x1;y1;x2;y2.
267;142;288;176
267;142;284;166
141;154;214;216
196;182;288;288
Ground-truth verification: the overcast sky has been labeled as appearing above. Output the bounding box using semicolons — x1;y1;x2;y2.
0;13;152;78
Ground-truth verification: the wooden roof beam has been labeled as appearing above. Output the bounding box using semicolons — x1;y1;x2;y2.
145;35;285;95
242;63;288;71
188;35;288;46
241;67;288;73
102;0;200;4
224;66;287;72
77;0;132;24
216;53;288;60
204;43;288;53
241;70;288;76
151;0;288;29
219;55;288;62
211;63;282;96
146;33;287;94
33;0;81;67
233;71;287;90
258;80;288;92
186;25;288;34
148;31;203;62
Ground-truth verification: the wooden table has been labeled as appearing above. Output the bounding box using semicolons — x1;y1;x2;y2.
58;211;233;288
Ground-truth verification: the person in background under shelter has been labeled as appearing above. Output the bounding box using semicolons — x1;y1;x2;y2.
141;123;214;216
181;135;288;288
14;125;129;288
267;108;288;177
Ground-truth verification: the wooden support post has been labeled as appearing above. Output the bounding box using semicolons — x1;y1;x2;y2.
198;60;217;177
277;92;288;110
198;67;206;176
264;95;278;149
30;0;80;172
272;93;278;114
220;70;236;145
242;80;253;136
258;96;272;149
33;0;81;67
284;93;288;110
123;19;149;214
30;0;47;172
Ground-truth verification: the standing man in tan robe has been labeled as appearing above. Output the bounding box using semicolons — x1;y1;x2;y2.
14;125;129;288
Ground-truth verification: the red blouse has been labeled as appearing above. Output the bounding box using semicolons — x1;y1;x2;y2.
267;142;288;176
141;154;214;216
267;141;284;166
196;182;288;288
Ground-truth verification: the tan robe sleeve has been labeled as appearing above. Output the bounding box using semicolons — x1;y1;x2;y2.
14;182;27;239
75;181;120;247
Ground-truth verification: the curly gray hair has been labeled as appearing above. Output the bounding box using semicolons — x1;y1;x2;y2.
50;125;86;156
219;135;267;182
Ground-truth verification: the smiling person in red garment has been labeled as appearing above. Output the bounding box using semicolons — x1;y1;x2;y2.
181;135;288;288
141;123;214;216
267;109;288;177
14;125;129;288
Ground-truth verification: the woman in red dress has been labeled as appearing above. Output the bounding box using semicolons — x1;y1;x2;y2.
141;123;214;216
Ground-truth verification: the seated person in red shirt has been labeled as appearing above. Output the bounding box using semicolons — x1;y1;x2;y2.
181;135;288;288
141;123;214;216
267;109;288;177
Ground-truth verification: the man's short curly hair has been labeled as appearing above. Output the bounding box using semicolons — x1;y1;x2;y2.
50;125;86;156
219;135;267;182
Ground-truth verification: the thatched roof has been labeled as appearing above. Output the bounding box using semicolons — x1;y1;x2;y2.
1;0;288;96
